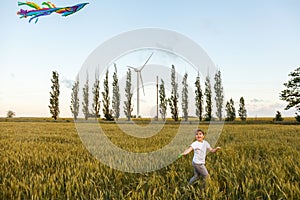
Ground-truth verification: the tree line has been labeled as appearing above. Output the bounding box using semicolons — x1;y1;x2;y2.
3;66;298;120
49;65;246;121
158;65;247;122
48;66;300;122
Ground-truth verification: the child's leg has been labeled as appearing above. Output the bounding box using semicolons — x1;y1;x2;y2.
199;165;209;189
188;167;200;185
199;165;209;179
188;163;209;186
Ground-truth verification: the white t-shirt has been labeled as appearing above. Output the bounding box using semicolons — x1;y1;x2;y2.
190;140;211;164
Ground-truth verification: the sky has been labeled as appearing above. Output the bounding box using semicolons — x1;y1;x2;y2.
0;0;299;118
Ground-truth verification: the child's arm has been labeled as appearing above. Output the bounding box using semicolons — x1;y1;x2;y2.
178;146;193;158
209;146;221;153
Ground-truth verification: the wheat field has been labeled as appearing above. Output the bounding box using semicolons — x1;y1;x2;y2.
0;121;299;199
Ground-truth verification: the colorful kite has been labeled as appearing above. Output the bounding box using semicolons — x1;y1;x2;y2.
17;1;89;23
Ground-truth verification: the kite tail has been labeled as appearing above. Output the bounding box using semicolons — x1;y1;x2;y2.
17;2;27;6
49;2;56;8
42;1;56;8
56;8;73;16
29;14;41;23
18;1;41;9
28;9;55;23
16;9;28;18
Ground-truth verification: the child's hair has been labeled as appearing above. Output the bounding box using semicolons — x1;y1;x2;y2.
195;128;205;135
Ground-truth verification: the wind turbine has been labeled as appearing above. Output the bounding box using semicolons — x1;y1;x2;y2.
127;52;154;117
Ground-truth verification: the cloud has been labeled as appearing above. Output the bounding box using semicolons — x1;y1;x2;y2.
250;98;264;103
61;78;74;89
246;100;294;117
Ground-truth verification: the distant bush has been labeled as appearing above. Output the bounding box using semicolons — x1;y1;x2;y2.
6;110;15;118
273;111;283;121
295;114;300;122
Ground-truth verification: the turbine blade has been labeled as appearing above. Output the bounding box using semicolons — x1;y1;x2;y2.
140;52;154;71
127;65;136;70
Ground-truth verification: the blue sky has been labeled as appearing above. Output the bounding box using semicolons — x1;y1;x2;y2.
0;0;299;117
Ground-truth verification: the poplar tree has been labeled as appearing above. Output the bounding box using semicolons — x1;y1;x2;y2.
230;98;236;121
102;69;113;120
112;64;120;120
195;73;203;121
82;73;89;120
124;69;133;121
182;73;188;121
214;69;224;121
225;98;236;121
49;71;60;120
91;71;101;119
204;75;212;121
238;97;247;121
168;65;179;121
225;101;231;121
159;79;167;121
70;77;79;120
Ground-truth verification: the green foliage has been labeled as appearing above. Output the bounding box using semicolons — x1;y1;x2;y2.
124;69;133;121
1;122;299;199
70;77;80;120
225;98;236;121
159;79;167;121
6;110;15;118
296;115;300;122
214;69;224;121
102;69;113;120
273;111;284;121
280;67;300;121
91;70;101;119
195;74;203;121
49;71;60;120
238;97;247;121
181;73;189;121
82;73;89;120
204;75;212;121
112;64;120;120
168;65;179;121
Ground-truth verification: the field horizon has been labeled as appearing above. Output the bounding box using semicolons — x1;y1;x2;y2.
0;116;298;124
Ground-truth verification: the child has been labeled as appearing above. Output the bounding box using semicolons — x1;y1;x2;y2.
179;128;221;186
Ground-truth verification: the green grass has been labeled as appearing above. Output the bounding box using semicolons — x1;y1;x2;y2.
0;122;299;199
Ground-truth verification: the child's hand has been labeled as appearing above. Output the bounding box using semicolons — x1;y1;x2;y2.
211;147;221;153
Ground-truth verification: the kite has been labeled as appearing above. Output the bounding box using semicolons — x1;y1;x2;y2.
17;1;89;23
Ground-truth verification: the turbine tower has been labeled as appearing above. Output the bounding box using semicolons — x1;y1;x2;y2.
127;52;154;117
